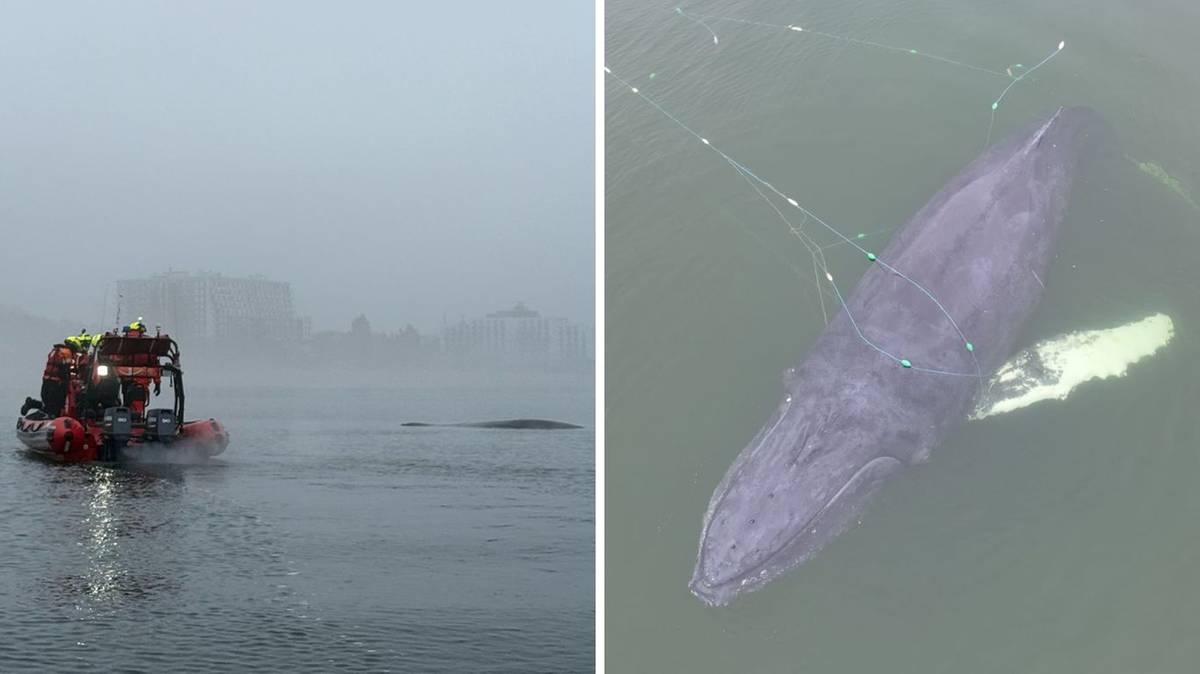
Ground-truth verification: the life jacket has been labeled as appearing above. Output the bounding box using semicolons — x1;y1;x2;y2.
42;345;73;381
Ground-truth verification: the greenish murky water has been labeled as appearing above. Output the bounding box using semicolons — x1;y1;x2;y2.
606;0;1200;671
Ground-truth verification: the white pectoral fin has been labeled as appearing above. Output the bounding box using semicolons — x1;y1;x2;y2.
970;313;1174;421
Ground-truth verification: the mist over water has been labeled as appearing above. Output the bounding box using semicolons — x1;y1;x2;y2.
0;1;594;671
608;0;1200;670
0;0;593;332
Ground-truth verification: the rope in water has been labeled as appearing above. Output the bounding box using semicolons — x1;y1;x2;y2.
606;67;982;377
727;159;832;325
985;40;1066;146
676;7;719;46
670;7;1065;149
675;7;1010;79
611;10;1067;377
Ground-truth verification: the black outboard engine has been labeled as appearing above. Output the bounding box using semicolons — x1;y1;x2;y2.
100;406;132;461
145;408;178;444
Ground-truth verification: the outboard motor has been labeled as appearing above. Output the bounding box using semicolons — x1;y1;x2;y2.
145;408;178;443
100;406;132;461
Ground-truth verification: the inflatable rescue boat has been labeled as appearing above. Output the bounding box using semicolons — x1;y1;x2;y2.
15;331;228;462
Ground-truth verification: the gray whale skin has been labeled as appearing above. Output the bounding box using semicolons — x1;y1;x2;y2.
401;419;583;429
691;107;1100;606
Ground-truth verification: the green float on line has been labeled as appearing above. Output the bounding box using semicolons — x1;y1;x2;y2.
866;252;877;261
900;359;912;369
965;342;974;352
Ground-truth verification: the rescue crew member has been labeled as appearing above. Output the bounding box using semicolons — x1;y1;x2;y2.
39;344;74;416
64;329;95;352
123;317;146;336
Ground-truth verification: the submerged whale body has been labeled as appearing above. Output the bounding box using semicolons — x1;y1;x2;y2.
401;419;584;429
690;107;1101;606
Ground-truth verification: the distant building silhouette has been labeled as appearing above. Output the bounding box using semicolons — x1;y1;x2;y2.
307;314;436;368
112;275;590;372
441;302;592;365
116;271;307;343
350;314;371;337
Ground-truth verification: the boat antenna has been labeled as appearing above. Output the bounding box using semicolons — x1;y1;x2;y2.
115;293;123;331
98;284;109;332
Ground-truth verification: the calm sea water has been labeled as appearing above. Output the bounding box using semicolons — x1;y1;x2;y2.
0;379;593;672
608;0;1200;671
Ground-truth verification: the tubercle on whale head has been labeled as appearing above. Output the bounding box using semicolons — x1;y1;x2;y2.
689;387;905;606
690;449;905;605
688;567;743;606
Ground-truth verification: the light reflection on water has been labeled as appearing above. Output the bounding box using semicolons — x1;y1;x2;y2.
83;467;118;600
33;462;192;616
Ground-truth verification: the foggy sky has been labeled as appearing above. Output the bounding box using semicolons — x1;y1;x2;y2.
0;1;593;334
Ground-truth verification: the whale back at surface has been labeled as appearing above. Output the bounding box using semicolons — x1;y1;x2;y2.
690;108;1102;605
